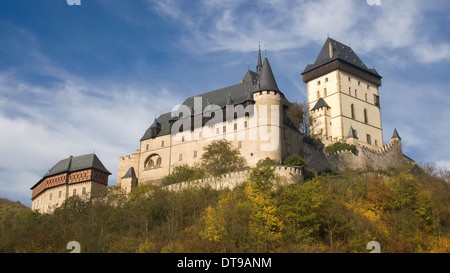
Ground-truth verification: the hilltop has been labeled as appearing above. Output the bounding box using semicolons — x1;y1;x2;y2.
0;198;30;221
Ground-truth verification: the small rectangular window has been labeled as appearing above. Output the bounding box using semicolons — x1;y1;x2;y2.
238;141;242;149
161;140;164;147
182;136;185;142
223;126;226;133
216;127;220;134
367;134;372;145
234;123;238;130
179;154;183;161
193;151;197;158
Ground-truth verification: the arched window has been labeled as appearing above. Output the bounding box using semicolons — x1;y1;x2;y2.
351;104;355;119
145;154;162;169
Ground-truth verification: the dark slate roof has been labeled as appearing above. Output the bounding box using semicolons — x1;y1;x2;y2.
311;98;330;111
31;153;111;189
347;126;358;139
141;53;291;141
44;153;111;177
255;56;280;92
122;167;137;179
392;128;401;140
302;37;380;77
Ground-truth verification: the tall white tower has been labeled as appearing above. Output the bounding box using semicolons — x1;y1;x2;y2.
302;38;383;148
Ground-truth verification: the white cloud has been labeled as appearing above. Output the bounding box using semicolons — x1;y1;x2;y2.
145;0;450;66
0;70;182;205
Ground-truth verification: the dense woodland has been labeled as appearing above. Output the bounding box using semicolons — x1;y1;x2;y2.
1;140;449;253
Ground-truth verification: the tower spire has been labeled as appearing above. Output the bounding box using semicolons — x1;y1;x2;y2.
256;42;262;73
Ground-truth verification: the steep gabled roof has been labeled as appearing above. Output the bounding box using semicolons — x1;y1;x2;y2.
31;153;111;190
311;98;330;111
347;126;358;139
392;128;401;140
302;37;380;78
122;167;137;179
141;52;289;141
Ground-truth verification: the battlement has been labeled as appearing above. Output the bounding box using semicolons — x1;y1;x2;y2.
163;165;302;192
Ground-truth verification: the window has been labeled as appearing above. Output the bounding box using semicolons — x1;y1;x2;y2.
244;120;248;128
367;134;372;145
316;91;320;100
49;193;52;201
58;191;62;198
365;93;368;102
358;81;361;86
234;123;238;130
82;187;86;195
325;77;328;82
317;80;321;86
364;109;368;124
73;189;77;196
149;159;154;167
156;157;161;166
216;127;220;134
146;144;149;151
238;141;242;149
349;87;351;95
355;89;358;98
161;140;164;147
194;151;197;158
375;140;378;146
182;136;185;142
198;131;202;139
374;94;380;107
324;88;327;97
348;77;351;82
179;154;183;161
351;104;355;119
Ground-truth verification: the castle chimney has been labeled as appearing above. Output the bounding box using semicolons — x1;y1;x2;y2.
329;42;334;58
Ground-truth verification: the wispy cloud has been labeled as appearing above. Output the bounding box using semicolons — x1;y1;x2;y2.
146;0;450;66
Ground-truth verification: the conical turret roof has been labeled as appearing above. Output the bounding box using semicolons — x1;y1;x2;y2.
255;56;280;93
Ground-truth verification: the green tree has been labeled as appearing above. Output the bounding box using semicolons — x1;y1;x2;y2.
283;154;306;168
162;163;203;186
248;157;278;191
324;142;357;154
200;139;247;177
277;179;324;244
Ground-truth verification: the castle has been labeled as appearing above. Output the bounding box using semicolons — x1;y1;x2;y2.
30;153;111;213
117;37;412;193
30;38;413;213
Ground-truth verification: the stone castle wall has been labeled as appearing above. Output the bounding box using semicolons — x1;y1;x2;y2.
163;165;302;191
302;138;410;173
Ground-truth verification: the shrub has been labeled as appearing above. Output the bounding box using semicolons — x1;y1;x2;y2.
324;142;357;155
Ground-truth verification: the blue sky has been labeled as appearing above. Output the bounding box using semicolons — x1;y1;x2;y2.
1;0;450;206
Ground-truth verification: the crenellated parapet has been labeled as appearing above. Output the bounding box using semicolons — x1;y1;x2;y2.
163;165;303;192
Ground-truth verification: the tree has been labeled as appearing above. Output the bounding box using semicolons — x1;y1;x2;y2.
162;163;203;186
200;139;247;177
248;157;278;191
277;179;324;244
283;154;306;168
